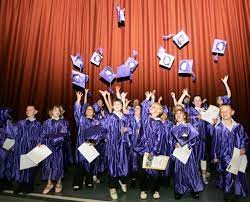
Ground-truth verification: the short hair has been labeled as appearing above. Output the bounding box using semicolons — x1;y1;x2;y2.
219;104;234;110
48;105;62;117
174;108;190;123
26;104;37;110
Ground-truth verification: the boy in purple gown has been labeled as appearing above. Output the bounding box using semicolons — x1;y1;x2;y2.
0;108;13;190
72;91;101;190
134;91;166;200
171;108;204;199
40;105;70;194
97;90;132;200
212;105;248;202
12;105;41;193
216;75;232;106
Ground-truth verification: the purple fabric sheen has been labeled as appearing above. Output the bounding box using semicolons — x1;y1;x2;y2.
40;119;69;181
171;123;204;194
12;119;41;183
212;122;249;197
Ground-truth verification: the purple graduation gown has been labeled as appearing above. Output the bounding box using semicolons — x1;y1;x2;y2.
171;123;204;194
74;102;100;173
212;121;249;197
12;119;41;183
134;100;166;176
40;118;70;181
98;113;132;178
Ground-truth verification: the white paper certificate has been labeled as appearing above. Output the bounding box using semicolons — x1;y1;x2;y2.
77;142;100;163
142;153;169;170
200;105;220;125
26;145;52;165
20;154;37;170
2;138;15;150
173;144;192;164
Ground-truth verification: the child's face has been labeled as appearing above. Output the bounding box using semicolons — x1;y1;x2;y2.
193;96;202;108
113;101;122;112
175;110;186;123
133;99;139;107
85;106;94;118
52;107;61;118
97;99;103;107
26;106;37;117
220;105;234;120
149;103;162;117
134;105;141;116
217;96;223;106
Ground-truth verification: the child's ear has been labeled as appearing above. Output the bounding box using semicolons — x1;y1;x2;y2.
34;110;38;115
231;110;235;116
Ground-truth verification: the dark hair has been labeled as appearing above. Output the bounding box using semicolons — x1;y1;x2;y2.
193;95;202;101
27;104;37;110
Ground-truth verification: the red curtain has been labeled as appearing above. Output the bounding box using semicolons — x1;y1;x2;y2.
0;0;250;129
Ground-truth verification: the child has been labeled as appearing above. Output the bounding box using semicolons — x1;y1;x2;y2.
12;105;41;193
40;105;70;194
212;105;248;202
73;91;101;190
134;91;166;200
97;90;132;200
171;108;204;199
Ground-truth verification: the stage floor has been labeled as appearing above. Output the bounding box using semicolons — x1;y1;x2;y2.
0;167;249;202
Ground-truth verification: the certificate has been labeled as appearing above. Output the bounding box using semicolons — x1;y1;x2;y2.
173;144;192;164
2;138;15;150
200;105;220;125
20;154;37;170
26;145;52;165
142;153;169;170
77;142;100;163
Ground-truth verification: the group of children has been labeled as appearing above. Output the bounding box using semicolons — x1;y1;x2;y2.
0;75;248;201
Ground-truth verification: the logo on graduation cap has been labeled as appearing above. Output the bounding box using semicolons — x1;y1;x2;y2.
159;53;175;69
71;54;84;70
178;60;196;82
99;66;116;84
90;48;103;66
125;57;138;72
72;70;89;88
212;39;227;55
172;31;190;48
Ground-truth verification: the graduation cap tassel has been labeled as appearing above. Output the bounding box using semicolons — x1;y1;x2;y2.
191;72;196;82
213;54;219;63
98;47;103;56
132;50;138;59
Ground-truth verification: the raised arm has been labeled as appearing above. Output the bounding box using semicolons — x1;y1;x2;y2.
177;88;190;106
83;89;89;104
107;91;113;109
115;86;122;99
121;92;129;114
221;75;231;98
170;92;178;106
74;91;83;127
99;90;112;113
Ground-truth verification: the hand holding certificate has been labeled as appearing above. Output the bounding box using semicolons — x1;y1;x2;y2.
77;142;100;163
142;153;169;170
173;144;192;164
26;145;52;165
200;105;220;125
2;138;15;150
20;154;37;170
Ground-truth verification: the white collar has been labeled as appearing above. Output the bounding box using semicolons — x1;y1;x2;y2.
150;116;161;121
113;111;123;119
51;116;60;121
222;119;237;132
26;117;36;121
176;121;186;126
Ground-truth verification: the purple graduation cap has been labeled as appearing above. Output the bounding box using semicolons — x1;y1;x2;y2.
172;124;199;146
72;70;89;88
125;50;139;72
116;4;125;26
157;46;166;59
92;103;101;113
116;64;131;79
159;53;175;69
178;60;196;82
71;54;84;70
90;48;103;66
212;39;227;62
172;30;190;49
99;66;116;83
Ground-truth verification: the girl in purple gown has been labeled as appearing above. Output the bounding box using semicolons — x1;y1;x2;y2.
12;105;41;193
171;108;204;199
72;91;101;190
134;91;166;200
40;105;70;194
212;105;248;202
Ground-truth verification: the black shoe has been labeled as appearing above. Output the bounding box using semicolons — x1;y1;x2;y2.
175;193;183;200
130;179;136;188
192;192;199;199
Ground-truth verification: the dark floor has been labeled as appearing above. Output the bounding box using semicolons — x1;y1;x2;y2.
0;166;249;202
